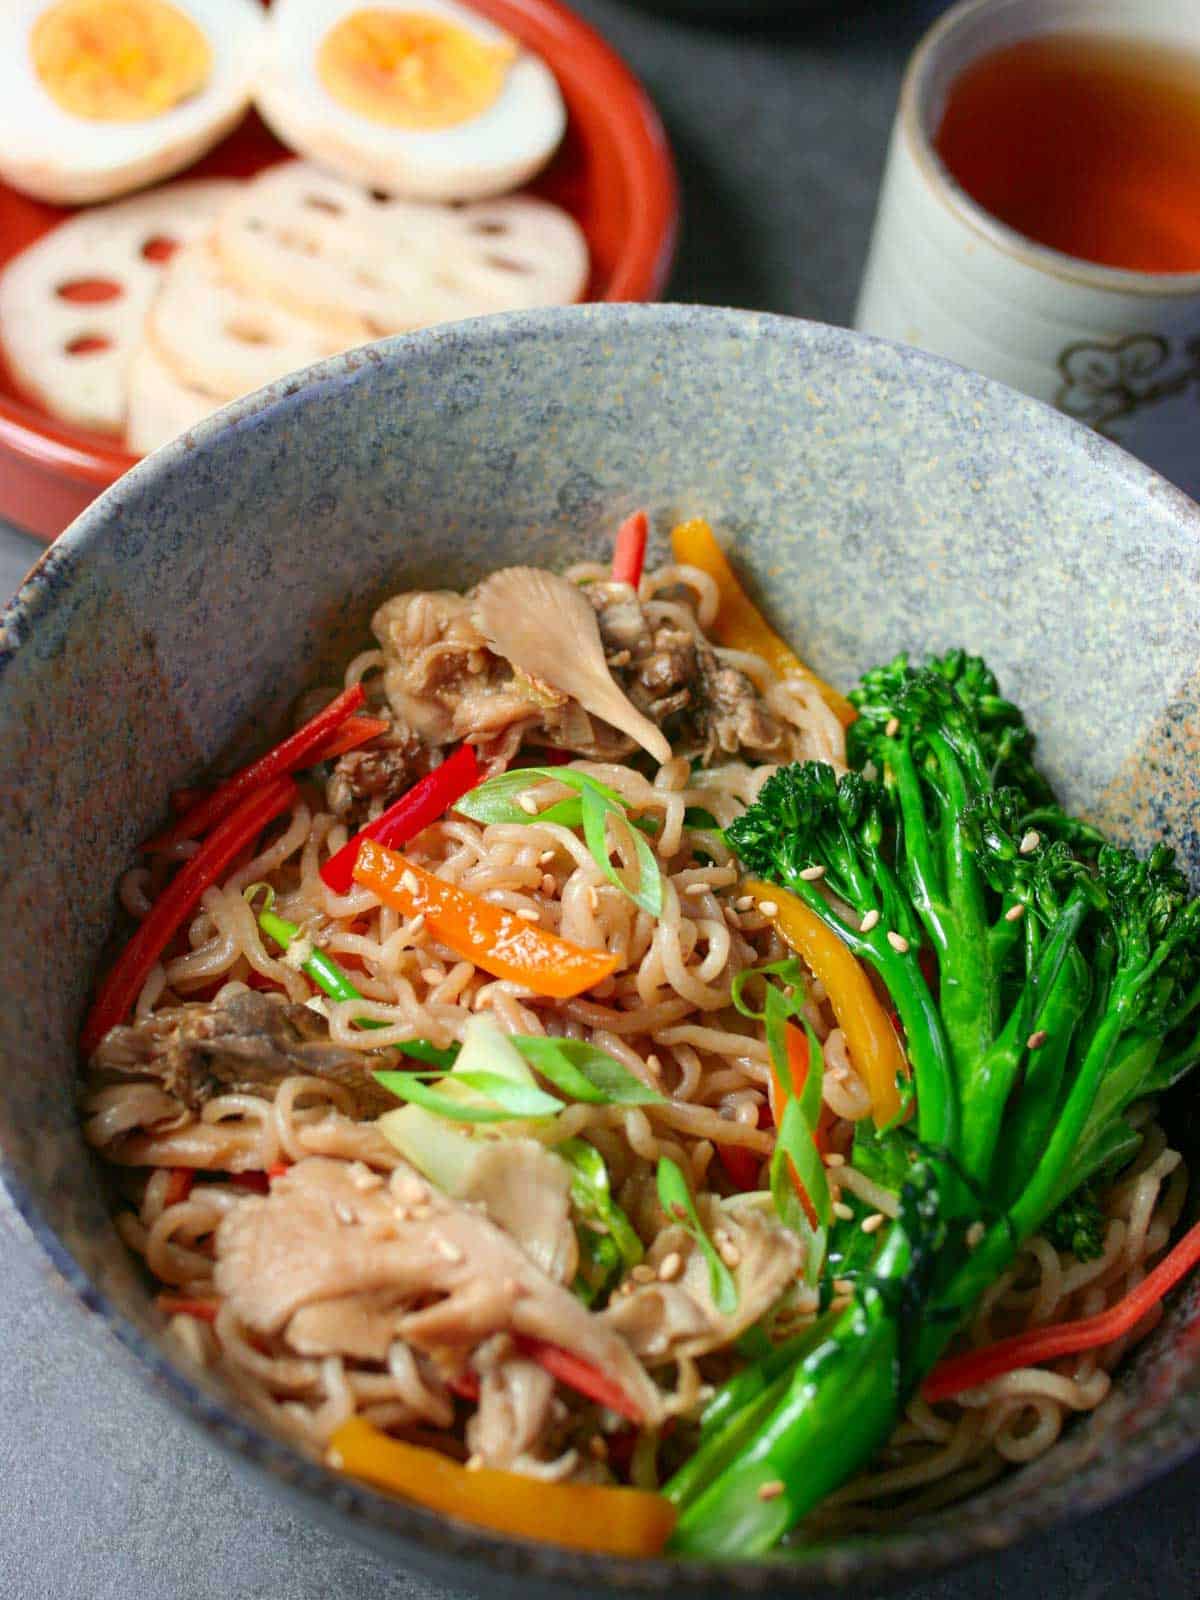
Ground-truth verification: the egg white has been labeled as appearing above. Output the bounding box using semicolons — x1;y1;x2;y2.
0;0;264;205
255;0;566;201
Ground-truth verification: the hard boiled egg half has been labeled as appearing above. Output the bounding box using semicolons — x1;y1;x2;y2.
255;0;567;201
0;0;263;205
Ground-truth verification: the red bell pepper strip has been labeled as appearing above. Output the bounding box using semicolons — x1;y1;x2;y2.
717;1102;771;1191
320;743;481;894
81;777;297;1055
515;1335;645;1423
163;1169;194;1206
144;684;364;852
923;1216;1200;1402
310;715;392;762
228;1171;271;1195
267;1161;292;1182
611;508;649;587
158;1295;219;1322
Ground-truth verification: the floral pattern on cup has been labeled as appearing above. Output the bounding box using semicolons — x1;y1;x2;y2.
1056;334;1200;432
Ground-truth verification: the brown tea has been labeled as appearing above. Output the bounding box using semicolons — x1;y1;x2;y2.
934;32;1200;274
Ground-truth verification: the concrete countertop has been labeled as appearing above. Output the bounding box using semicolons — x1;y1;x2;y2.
1;3;1197;1596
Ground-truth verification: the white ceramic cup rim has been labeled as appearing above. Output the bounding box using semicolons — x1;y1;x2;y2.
902;0;1200;299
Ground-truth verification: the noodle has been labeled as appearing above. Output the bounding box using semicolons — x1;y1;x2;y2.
80;560;1189;1533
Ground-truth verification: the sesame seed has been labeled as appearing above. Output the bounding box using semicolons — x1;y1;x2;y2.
861;1212;885;1234
1019;829;1041;856
407;913;426;938
832;1201;854;1222
401;869;419;895
1004;903;1026;923
1027;1029;1048;1050
436;1238;464;1263
658;1250;684;1282
396;1174;428;1205
466;1453;484;1472
538;850;556;865
719;1240;742;1268
646;1054;663;1076
735;894;755;911
631;1263;657;1284
887;930;910;953
966;1222;985;1248
799;864;826;882
885;716;900;738
833;1277;854;1295
516;907;539;922
587;886;600;914
540;874;558;896
518;793;539;816
758;900;779;917
757;1479;785;1502
860;909;880;933
327;1449;345;1471
684;881;709;896
823;1151;846;1168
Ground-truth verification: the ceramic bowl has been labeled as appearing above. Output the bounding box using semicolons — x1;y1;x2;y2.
1;305;1198;1597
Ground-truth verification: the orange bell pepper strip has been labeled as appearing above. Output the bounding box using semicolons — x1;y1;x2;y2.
747;880;906;1126
670;518;856;728
352;838;620;999
328;1418;677;1556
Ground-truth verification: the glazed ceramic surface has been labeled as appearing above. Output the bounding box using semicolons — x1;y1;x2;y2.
0;305;1198;1597
855;0;1200;503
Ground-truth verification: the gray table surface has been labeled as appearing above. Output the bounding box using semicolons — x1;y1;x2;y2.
2;4;1198;1597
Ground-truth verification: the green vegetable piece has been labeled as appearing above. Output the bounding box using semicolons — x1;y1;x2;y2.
373;1069;562;1123
580;782;663;917
656;1155;739;1316
1043;1184;1106;1262
456;765;664;917
512;1036;664;1106
558;1136;644;1278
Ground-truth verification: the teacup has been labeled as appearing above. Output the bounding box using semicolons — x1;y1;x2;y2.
855;0;1200;502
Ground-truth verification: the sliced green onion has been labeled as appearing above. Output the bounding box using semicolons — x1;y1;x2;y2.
455;766;627;827
580;782;663;917
558;1138;645;1267
373;1069;563;1123
657;1155;739;1315
457;766;664;918
764;984;831;1283
513;1035;665;1106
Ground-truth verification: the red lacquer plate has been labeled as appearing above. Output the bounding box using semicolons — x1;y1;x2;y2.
0;0;678;542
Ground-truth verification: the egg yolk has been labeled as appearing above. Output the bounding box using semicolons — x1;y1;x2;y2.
31;0;212;122
317;9;516;131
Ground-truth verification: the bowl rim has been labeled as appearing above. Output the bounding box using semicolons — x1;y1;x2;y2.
0;0;680;535
2;301;1199;1593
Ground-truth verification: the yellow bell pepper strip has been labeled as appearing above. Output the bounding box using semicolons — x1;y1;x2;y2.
746;879;906;1125
352;838;620;999
670;518;856;727
328;1418;678;1556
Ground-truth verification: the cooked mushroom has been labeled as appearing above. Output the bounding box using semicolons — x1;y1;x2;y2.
472;567;673;765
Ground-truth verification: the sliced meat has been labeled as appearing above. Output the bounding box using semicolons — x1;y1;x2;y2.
604;1201;803;1364
458;1140;578;1285
286;1290;405;1362
466;1335;557;1470
214;1156;663;1425
326;720;426;820
88;989;394;1119
372;590;543;747
696;651;792;761
371;582;658;764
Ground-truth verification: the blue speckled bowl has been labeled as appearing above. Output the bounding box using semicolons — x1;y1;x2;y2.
1;306;1198;1597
